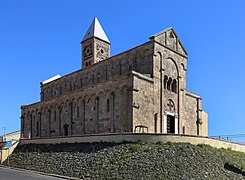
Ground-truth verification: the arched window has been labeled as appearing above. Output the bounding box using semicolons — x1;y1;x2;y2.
106;99;110;112
50;88;53;97
170;31;174;38
69;82;72;91
167;78;172;91
53;87;56;96
73;81;76;90
59;85;62;94
172;79;177;93
164;75;168;89
77;106;80;118
181;63;185;71
36;122;39;137
85;62;88;67
47;87;50;98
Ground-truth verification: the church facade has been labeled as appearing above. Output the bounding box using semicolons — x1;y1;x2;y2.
21;17;208;139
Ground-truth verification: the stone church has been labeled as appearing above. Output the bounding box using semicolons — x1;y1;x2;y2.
21;17;208;139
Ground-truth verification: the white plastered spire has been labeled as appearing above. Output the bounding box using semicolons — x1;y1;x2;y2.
82;17;110;43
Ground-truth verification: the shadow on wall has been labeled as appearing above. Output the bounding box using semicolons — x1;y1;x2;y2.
224;163;245;176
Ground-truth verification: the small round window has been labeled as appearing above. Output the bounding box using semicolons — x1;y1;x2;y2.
85;47;91;55
100;49;104;54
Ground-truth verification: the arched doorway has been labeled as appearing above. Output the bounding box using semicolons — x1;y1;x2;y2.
167;115;175;133
164;99;178;134
63;124;69;136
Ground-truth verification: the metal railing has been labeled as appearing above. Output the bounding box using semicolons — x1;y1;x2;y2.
209;134;245;144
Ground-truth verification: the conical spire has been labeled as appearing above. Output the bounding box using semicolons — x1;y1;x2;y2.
82;17;110;43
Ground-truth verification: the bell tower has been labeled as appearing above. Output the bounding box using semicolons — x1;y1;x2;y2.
81;17;111;68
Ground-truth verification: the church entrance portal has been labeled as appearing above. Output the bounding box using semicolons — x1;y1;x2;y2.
167;115;175;133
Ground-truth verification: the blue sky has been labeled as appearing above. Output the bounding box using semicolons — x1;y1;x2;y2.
0;1;244;139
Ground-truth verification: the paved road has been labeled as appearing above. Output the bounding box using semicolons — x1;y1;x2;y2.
0;167;65;180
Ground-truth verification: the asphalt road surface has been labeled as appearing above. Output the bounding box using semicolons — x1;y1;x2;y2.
0;167;65;180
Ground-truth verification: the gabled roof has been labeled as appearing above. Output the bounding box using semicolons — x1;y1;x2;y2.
82;17;110;43
150;27;173;38
150;27;188;56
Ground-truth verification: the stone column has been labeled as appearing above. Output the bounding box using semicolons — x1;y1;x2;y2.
59;107;62;136
127;88;132;132
48;110;51;137
110;92;115;133
196;98;202;136
70;102;73;136
95;97;100;133
82;100;85;135
20;115;24;138
39;112;42;137
30;114;33;139
177;76;181;134
160;59;164;133
163;112;167;133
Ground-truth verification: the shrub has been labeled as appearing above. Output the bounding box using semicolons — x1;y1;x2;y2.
156;141;164;145
128;143;141;152
166;141;177;146
197;144;213;149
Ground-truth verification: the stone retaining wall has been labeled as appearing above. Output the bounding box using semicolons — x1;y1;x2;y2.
20;133;245;153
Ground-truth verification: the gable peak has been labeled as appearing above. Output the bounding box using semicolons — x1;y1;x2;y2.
150;27;188;56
